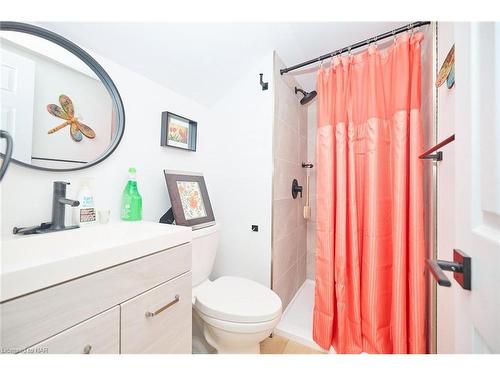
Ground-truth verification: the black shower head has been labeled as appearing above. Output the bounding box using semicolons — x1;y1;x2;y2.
295;87;317;105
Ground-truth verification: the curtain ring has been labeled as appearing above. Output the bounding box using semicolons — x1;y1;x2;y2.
392;30;396;42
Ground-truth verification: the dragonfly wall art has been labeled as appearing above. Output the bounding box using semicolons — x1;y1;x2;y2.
47;95;96;142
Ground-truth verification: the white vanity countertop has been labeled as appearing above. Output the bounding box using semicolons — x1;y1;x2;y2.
0;222;192;302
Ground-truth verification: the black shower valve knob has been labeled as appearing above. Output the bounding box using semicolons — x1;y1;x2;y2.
292;179;303;199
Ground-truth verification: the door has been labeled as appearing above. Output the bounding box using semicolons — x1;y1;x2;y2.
0;47;35;164
452;22;500;353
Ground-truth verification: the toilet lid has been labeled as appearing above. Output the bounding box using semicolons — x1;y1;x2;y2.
194;276;282;323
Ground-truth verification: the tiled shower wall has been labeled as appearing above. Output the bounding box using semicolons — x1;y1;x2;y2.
271;53;307;310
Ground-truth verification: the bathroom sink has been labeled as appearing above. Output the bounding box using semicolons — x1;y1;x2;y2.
0;222;192;302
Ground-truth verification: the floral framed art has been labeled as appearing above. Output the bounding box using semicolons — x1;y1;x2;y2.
163;170;215;229
160;111;197;151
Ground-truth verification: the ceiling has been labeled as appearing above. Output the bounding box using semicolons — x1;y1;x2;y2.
40;22;408;106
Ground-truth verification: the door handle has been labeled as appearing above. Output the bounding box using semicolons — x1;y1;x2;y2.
427;259;453;287
427;249;471;290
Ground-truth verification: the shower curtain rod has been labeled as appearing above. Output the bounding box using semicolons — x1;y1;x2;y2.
280;21;431;75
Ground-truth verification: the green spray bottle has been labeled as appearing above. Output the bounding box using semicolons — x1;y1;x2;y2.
121;167;142;221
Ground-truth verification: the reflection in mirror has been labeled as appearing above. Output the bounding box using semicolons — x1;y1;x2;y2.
0;28;119;170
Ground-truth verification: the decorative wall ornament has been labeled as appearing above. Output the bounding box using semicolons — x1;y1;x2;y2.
436;44;455;89
47;95;96;142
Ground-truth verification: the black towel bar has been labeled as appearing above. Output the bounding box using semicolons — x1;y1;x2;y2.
419;134;455;161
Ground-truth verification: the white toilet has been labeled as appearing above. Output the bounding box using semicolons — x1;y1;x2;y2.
191;223;282;354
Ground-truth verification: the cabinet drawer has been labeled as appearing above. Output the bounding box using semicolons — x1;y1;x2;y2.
121;272;192;354
23;307;119;354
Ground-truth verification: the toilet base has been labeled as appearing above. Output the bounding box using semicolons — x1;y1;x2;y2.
193;308;279;354
204;325;264;354
203;322;272;354
192;309;217;354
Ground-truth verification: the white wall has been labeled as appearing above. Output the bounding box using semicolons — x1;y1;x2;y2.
204;53;274;288
0;44;275;289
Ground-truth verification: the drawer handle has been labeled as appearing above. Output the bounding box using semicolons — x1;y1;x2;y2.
83;344;92;354
145;295;180;318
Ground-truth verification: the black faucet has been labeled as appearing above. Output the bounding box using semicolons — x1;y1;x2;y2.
50;181;80;230
13;181;80;235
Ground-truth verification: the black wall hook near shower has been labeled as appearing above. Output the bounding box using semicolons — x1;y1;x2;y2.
259;73;268;91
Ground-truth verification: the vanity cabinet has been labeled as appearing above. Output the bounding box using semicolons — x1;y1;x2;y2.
0;242;192;354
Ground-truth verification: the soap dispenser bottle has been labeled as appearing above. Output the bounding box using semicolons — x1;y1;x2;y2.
121;167;142;221
73;178;97;226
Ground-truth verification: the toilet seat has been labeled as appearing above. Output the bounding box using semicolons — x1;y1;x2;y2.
193;276;282;324
196;309;282;334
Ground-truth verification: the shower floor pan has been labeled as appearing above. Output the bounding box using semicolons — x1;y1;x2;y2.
275;279;335;353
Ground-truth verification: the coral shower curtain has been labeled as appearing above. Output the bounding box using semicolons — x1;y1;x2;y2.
313;32;426;354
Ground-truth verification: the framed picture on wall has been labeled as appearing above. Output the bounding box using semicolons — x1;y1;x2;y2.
163;170;215;229
160;111;197;151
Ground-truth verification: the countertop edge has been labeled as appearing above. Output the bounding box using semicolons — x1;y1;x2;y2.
0;227;192;303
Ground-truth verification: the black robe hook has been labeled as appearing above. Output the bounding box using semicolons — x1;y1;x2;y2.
259;73;268;91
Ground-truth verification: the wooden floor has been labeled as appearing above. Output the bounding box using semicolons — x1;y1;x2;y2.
260;335;324;354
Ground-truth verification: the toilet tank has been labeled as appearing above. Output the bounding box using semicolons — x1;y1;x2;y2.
191;223;220;287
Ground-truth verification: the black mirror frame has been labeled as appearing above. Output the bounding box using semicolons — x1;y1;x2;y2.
0;21;125;172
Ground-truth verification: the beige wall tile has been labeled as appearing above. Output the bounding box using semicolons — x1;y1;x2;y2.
273;262;298;309
296;194;307;227
272;230;298;282
273;198;298;242
298;253;307;288
297;224;307;259
307;223;316;253
275;119;299;164
299;107;308;138
299;135;308;165
276;84;299;131
273;158;301;201
306;250;316;280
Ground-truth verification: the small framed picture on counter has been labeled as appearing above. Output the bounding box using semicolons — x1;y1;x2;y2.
163;170;215;229
161;111;197;151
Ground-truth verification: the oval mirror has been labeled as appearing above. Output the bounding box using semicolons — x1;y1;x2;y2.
0;22;125;171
